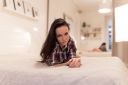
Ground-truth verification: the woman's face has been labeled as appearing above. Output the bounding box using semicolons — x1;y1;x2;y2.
56;25;70;48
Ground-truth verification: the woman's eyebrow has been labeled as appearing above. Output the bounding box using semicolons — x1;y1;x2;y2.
65;32;68;34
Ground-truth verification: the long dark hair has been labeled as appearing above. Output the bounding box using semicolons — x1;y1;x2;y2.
40;18;70;62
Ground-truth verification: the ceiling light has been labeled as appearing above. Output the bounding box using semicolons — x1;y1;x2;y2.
81;36;85;40
98;0;111;13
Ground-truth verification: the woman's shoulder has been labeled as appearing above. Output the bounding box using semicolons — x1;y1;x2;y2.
68;38;76;50
69;38;75;43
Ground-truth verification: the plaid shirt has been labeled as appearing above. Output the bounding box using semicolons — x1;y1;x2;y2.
45;39;77;66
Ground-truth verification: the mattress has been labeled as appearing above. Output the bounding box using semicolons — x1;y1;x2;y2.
80;52;112;57
0;56;128;85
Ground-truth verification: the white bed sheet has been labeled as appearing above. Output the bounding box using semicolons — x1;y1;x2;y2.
0;56;128;85
80;51;112;57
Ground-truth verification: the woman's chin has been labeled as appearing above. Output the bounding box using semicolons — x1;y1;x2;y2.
61;43;67;47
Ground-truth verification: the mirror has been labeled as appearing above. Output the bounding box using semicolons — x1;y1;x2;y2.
47;0;113;57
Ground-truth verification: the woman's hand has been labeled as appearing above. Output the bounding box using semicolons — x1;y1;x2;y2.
66;57;81;68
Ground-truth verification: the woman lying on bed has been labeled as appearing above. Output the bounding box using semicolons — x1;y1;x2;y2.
40;18;81;68
89;42;107;52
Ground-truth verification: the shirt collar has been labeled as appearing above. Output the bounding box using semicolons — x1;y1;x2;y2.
55;38;72;51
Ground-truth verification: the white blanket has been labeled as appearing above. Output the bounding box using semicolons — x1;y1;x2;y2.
80;52;112;57
0;56;128;85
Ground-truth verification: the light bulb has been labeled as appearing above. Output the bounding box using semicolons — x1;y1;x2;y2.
98;8;111;13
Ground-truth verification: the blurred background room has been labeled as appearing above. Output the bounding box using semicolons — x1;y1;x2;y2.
0;0;128;66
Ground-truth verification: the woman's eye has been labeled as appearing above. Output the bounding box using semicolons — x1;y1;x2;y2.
65;32;68;35
57;35;61;38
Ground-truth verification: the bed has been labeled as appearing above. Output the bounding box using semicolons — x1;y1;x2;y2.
0;56;128;85
79;51;112;57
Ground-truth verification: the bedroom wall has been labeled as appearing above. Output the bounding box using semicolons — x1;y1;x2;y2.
115;0;128;7
0;0;47;57
115;42;128;65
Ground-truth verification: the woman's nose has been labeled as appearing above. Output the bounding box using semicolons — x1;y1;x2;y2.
62;36;66;41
